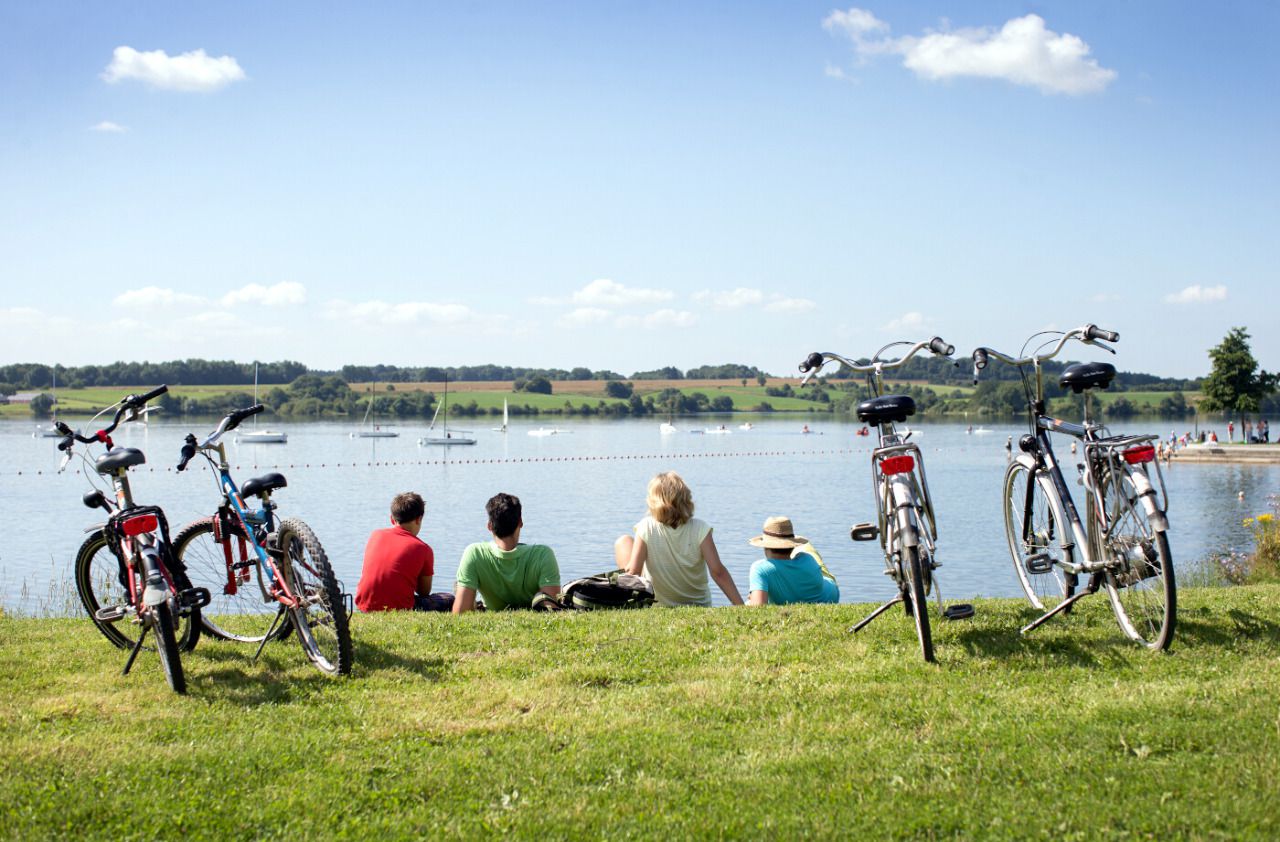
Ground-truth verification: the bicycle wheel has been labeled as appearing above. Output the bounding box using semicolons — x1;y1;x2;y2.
151;600;187;694
1003;460;1075;612
903;544;935;663
173;517;291;644
1100;468;1176;650
75;531;200;652
277;518;351;676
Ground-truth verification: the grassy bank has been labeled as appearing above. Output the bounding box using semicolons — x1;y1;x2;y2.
3;585;1279;839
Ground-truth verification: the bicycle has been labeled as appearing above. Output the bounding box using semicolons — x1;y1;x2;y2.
175;404;352;676
971;324;1176;650
55;386;211;694
799;337;973;662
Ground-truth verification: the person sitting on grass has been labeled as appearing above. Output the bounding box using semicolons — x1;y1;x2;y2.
614;471;744;607
746;516;839;606
355;491;446;612
453;492;560;613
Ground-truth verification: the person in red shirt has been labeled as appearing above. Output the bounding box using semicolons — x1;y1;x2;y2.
355;491;437;611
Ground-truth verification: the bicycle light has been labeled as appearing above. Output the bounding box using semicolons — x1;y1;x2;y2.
119;513;159;537
879;455;915;476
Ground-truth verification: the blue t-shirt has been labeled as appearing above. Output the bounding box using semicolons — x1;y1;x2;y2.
748;552;839;605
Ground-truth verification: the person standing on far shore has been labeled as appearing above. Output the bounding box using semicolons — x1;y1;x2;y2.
1229;420;1235;442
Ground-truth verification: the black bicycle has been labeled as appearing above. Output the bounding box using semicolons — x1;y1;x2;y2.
972;324;1175;649
55;386;211;693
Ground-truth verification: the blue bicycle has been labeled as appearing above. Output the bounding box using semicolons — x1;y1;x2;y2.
174;405;352;676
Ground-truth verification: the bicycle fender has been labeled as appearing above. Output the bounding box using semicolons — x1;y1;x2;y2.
139;547;169;607
1127;469;1170;532
890;478;919;549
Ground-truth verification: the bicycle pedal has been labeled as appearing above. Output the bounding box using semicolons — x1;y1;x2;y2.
850;522;879;542
943;604;975;621
179;587;212;610
94;605;129;623
1025;553;1054;574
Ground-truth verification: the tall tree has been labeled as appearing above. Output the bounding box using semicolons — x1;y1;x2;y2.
1199;327;1278;418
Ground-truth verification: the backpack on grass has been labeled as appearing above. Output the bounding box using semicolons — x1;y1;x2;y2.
562;571;655;610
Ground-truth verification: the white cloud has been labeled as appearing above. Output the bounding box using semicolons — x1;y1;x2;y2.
220;281;307;308
693;287;765;310
102;46;247;92
764;296;817;314
882;311;931;332
571;278;674;308
90;121;127;133
333;299;477;326
0;306;43;325
1164;284;1227;305
113;286;207;309
556;307;612;328
825;9;1116;95
616;309;698;330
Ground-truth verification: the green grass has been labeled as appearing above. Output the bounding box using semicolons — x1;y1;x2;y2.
3;585;1279;838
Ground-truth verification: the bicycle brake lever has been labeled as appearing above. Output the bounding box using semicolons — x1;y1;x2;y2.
1092;341;1117;355
57;450;72;473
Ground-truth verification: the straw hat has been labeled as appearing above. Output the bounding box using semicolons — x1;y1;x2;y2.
748;516;808;549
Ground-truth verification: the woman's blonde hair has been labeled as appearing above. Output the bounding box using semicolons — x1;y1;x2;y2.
647;471;695;528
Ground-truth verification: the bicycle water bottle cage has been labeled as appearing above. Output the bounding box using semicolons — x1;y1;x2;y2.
94;447;146;475
1059;362;1116;393
856;395;916;426
240;472;288;498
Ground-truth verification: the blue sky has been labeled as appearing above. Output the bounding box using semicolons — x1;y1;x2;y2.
1;2;1276;378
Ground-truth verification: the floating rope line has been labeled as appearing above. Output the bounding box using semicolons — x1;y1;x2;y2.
14;448;869;476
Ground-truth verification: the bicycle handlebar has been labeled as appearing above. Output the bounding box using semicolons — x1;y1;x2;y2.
798;337;954;385
970;324;1118;384
181;404;266;465
53;385;168;450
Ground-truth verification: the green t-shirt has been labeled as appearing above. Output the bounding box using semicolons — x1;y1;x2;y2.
455;541;560;611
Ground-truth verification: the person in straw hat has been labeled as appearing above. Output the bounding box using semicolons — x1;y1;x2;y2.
747;516;839;606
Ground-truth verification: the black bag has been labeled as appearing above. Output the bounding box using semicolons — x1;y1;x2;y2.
562;571;655;610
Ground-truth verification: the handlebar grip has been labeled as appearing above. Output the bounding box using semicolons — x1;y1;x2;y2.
225;404;265;433
798;352;825;374
1085;325;1119;343
928;336;955;357
972;348;989;370
126;385;168;408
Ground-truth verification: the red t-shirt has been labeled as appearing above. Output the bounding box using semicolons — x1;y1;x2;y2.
355;525;435;612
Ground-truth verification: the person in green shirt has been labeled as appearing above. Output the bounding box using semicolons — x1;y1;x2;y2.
453;492;561;613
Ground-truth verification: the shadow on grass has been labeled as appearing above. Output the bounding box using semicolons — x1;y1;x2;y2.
1177;610;1280;648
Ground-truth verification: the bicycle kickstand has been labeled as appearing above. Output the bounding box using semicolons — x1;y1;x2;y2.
252;605;290;662
122;625;150;676
850;596;903;634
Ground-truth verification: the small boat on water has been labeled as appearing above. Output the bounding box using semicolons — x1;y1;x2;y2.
237;364;287;444
528;426;570;437
352;395;399;438
738;422;753;431
420;376;476;446
660;422;679;435
492;399;509;433
32;370;63;437
704;426;731;435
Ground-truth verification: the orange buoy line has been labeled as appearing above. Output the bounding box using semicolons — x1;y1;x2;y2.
14;448;867;476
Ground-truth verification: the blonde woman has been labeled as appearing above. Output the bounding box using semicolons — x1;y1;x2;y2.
614;471;744;607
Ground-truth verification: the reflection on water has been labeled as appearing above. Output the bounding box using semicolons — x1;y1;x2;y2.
2;416;1276;613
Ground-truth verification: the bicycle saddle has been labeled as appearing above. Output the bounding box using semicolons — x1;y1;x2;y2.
241;472;287;498
94;447;146;474
1059;362;1116;393
856;395;916;425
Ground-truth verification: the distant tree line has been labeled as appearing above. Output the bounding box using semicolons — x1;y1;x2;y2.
0;360;308;390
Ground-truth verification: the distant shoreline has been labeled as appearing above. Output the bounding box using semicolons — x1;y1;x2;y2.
1172;443;1280;464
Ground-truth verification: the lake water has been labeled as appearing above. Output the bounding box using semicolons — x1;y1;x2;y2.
2;416;1277;614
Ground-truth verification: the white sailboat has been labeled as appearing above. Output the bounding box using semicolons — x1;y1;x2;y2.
353;393;399;438
237;363;288;444
528;425;571;436
420;376;476;446
33;370;63;438
492;399;509;433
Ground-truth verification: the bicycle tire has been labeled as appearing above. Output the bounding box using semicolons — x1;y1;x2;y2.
277;518;352;676
903;544;935;663
1100;469;1176;650
151;599;187;694
75;531;200;652
173;517;292;644
1003;459;1075;612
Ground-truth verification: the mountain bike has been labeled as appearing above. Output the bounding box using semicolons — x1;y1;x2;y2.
55;386;211;694
175;405;352;676
799;337;973;663
971;324;1176;650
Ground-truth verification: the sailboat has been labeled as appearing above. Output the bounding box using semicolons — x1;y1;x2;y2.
33;370;64;438
492;399;509;433
237;363;287;443
419;376;476;446
353;393;399;438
